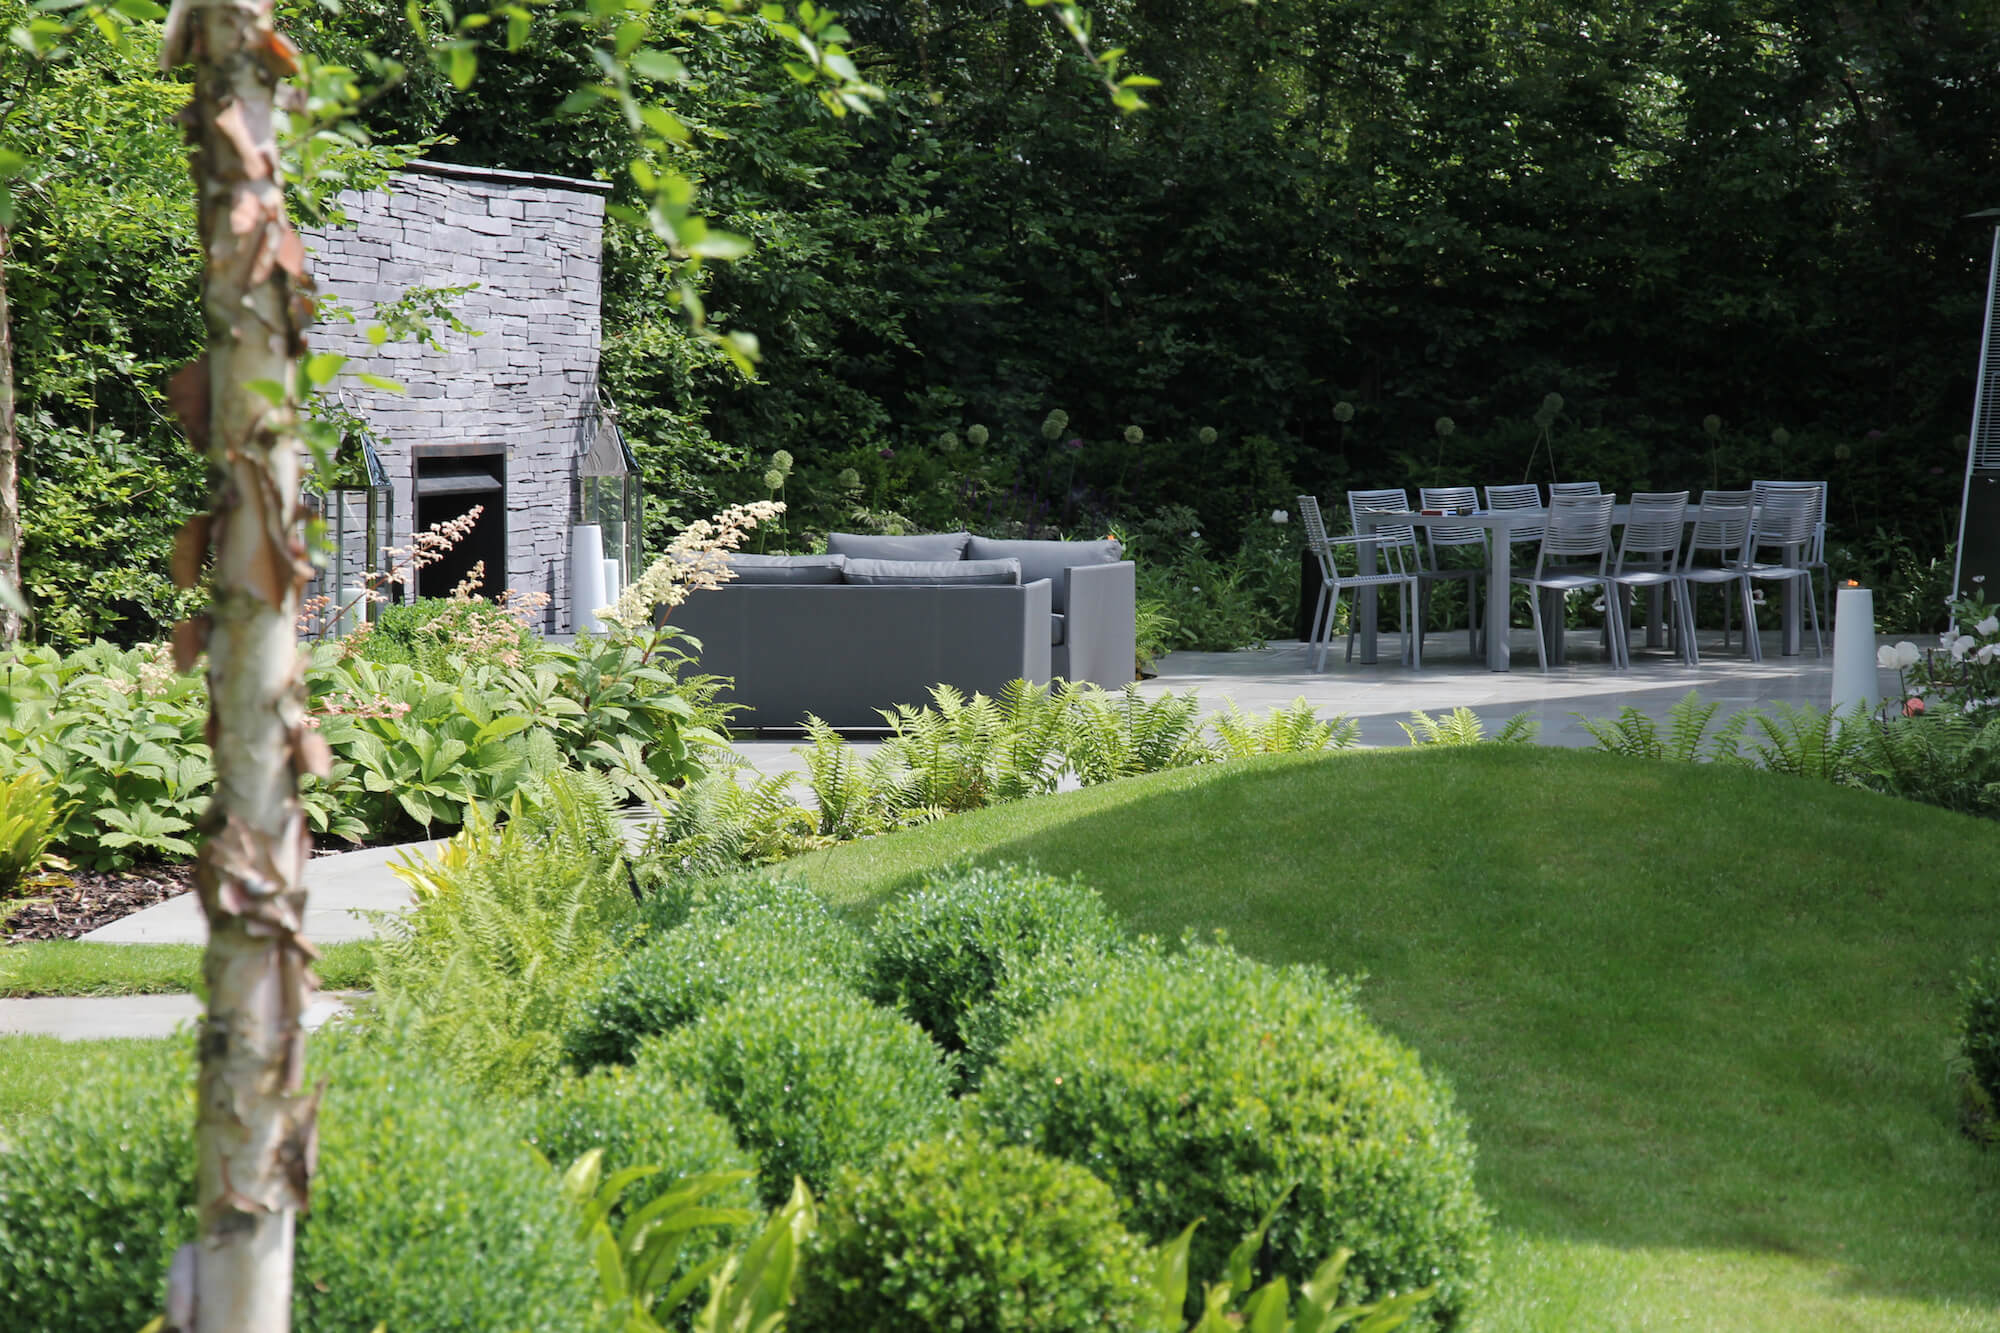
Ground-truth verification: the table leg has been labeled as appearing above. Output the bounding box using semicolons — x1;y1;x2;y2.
1646;587;1665;649
1357;517;1380;665
1542;587;1568;664
1486;521;1513;671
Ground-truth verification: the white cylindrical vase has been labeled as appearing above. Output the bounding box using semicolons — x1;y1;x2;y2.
602;557;623;606
335;582;366;639
1830;585;1880;720
570;524;608;636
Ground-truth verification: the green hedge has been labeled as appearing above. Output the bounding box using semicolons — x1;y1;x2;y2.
0;1037;595;1332
975;944;1492;1329
645;981;953;1206
793;1132;1159;1332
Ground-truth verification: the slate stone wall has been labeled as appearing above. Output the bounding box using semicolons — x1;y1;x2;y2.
303;159;610;631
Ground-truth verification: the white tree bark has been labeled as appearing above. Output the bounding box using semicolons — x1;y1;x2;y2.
0;222;22;643
161;0;327;1327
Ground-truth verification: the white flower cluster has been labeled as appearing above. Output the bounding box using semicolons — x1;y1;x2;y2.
598;500;786;631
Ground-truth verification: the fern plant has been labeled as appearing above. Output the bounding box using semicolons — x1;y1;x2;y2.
1064;683;1213;785
989;678;1071;802
1743;702;1869;784
798;716;911;840
641;769;822;880
1398;707;1538;746
1209;698;1359;758
1859;712;2000;816
1576;692;1749;763
368;768;634;1093
879;685;1012;813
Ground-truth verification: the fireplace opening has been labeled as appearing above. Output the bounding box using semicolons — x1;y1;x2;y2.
414;447;506;601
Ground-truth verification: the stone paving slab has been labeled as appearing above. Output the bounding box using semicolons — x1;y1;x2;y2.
0;991;362;1041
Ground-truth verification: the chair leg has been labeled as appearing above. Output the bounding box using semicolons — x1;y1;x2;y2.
1722;589;1731;648
1527;590;1549;671
1409;583;1422;670
1740;579;1763;663
1467;578;1481;656
1804;573;1823;657
1315;587;1342;673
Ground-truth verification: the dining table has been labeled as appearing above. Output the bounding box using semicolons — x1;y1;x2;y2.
1351;506;1807;672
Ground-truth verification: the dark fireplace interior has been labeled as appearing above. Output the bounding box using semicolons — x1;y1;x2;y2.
414;448;506;601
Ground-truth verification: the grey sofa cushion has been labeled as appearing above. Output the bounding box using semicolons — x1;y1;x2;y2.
727;553;848;585
964;537;1124;612
842;557;1022;586
826;531;972;561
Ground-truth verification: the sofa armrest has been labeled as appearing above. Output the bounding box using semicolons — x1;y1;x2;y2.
1060;560;1136;688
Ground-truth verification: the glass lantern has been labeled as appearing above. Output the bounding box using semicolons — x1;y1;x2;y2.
573;396;644;591
302;438;393;638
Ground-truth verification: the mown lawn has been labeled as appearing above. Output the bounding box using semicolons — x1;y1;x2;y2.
787;746;2000;1331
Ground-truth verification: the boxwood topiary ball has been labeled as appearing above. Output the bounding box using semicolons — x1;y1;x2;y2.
0;1036;595;1333
974;944;1492;1329
644;981;953;1206
793;1132;1158;1332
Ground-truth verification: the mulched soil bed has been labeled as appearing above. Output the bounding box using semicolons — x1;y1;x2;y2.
1;864;196;943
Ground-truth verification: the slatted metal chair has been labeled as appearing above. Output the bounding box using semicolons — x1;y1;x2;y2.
1739;489;1824;657
1675;490;1760;664
1417;485;1485;655
1549;481;1603;500
1348;488;1479;659
1752;479;1831;627
1297;495;1421;672
1606;491;1693;665
1514;492;1625;670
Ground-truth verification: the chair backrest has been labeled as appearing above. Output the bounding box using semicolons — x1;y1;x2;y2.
1484;483;1542;510
1417;486;1483;549
1482;484;1544;542
1684;489;1754;566
1346;489;1417;556
1616;492;1688;575
1748;489;1815;559
1295;495;1340;580
1549;481;1603;500
1753;480;1827;561
1536;493;1614;574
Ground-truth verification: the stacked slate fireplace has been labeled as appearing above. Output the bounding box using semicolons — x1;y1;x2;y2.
304;159;631;632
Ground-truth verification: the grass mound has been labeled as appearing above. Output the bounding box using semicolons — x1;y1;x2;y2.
792;746;2000;1329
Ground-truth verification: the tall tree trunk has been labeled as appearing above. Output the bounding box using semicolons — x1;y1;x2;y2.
0;222;21;643
161;1;325;1328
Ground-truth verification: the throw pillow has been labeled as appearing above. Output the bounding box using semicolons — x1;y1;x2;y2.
825;532;972;562
727;554;848;585
841;557;1022;586
963;537;1123;612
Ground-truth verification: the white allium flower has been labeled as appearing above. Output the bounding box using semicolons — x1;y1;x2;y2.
1977;616;1998;636
1271;509;1289;524
1190;531;1200;541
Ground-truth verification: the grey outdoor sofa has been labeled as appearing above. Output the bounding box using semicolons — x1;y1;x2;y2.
669;532;1136;729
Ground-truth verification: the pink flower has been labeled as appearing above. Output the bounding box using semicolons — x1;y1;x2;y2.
1905;697;1926;717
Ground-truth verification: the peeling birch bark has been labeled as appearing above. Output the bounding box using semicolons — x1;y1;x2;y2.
163;0;321;1327
0;223;21;643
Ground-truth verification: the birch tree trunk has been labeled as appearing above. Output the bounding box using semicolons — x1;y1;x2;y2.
0;222;21;643
160;1;327;1328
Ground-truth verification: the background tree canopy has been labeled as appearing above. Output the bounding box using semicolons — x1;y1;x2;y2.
10;0;1997;642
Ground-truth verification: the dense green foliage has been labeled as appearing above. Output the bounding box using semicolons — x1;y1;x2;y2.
863;861;1127;1058
794;1132;1159;1332
975;943;1491;1327
8;0;1992;640
643;981;954;1205
0;1038;595;1333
